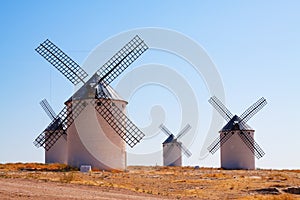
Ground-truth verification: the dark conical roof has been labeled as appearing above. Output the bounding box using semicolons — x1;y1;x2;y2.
65;73;125;103
163;134;175;144
220;115;253;132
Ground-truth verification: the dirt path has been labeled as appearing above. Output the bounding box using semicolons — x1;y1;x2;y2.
0;178;169;200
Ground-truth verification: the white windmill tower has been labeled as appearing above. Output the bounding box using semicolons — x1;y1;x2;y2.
159;124;192;166
207;96;267;170
34;36;148;170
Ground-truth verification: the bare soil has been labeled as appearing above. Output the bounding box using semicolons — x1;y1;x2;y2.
0;178;168;200
0;163;299;199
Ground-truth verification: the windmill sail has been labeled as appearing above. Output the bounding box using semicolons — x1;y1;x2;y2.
34;101;88;150
97;35;148;86
91;98;145;148
238;131;265;159
160;124;192;158
34;35;148;151
208;96;233;122
36;39;88;85
207;131;233;154
40;99;57;120
207;96;267;163
239;97;267;124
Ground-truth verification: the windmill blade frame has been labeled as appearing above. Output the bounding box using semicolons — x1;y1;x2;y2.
161;124;192;158
96;35;148;86
176;124;191;139
159;124;173;137
40;99;57;120
36;39;88;85
239;97;267;124
180;142;192;157
163;140;192;158
208;96;233;122
91;97;145;148
207;131;234;154
34;35;148;151
70;35;148;101
238;131;265;159
34;100;88;150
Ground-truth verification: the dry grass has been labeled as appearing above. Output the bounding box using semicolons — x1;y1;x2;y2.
0;163;77;172
0;163;299;199
240;194;296;200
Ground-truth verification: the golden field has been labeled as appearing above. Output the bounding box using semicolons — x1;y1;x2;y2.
0;163;299;199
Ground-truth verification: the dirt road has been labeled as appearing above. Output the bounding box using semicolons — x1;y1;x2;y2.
0;178;169;200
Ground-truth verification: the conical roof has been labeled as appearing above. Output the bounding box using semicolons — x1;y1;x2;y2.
66;75;126;103
220;115;253;132
97;84;125;101
163;134;175;144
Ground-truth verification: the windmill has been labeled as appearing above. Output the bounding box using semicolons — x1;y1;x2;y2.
207;96;267;170
34;36;148;170
159;124;192;166
39;99;67;164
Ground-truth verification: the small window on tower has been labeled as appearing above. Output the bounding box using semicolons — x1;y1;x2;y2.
112;102;116;106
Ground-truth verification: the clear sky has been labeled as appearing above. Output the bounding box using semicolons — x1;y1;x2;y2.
0;1;299;169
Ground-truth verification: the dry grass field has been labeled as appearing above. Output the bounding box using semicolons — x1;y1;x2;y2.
0;163;299;199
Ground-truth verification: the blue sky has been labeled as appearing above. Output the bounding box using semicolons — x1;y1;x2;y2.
0;1;299;169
